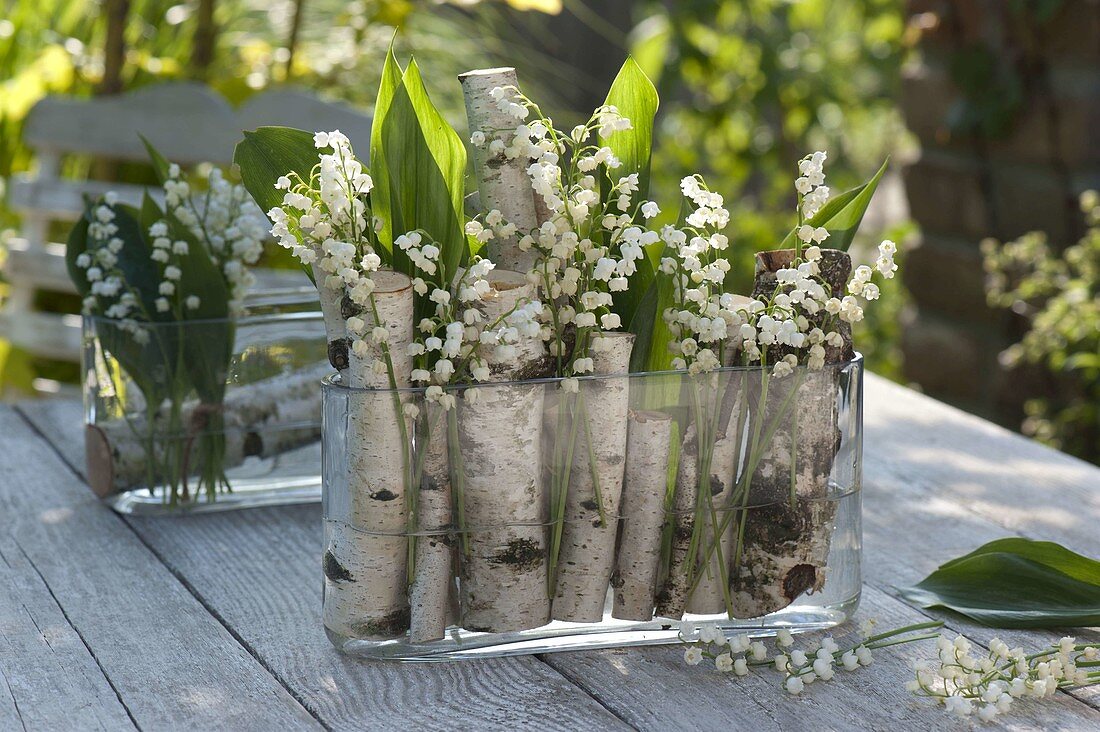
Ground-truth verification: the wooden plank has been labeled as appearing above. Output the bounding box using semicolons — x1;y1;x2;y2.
0;406;321;730
544;584;1100;731
23;83;239;163
15;400;627;731
238;90;373;157
0;533;136;731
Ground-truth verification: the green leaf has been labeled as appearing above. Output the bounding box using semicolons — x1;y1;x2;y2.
603;57;660;337
369;45;404;258
378;58;468;299
139;134;171;184
66;202;177;406
600;56;659;203
900;538;1100;628
780;158;889;252
233;126;320;217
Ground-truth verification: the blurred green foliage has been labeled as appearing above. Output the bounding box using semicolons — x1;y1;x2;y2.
1;0;913;389
982;193;1100;464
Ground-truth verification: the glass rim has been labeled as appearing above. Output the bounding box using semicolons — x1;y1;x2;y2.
322;351;864;395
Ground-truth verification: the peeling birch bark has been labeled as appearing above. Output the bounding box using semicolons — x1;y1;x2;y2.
727;249;850;618
323;271;415;641
94;362;329;492
457;270;551;632
611;409;672;621
459;67;540;273
409;403;454;643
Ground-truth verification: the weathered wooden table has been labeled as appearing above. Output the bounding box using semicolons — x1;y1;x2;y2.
3;375;1099;731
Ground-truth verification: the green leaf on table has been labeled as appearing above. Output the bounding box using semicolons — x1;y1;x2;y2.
900;538;1100;628
779;158;888;252
378;57;468;302
369;45;403;261
233;126;320;217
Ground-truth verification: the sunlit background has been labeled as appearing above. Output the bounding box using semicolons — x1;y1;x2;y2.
1;0;1095;463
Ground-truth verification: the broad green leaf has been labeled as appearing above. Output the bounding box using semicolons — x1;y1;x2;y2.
233;126;320;216
900;538;1100;628
779;158;889;252
379;58;468;302
603;57;660;336
600;57;659;204
369;46;403;258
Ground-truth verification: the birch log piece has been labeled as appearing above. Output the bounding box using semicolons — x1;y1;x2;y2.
323;271;415;641
611;410;672;621
727;249;852;618
409;403;454;643
459;68;540;273
685;430;740;616
87;362;329;496
552;332;634;622
312;262;350;372
656;422;699;620
457;270;552;632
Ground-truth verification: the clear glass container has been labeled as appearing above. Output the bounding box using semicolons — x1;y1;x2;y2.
321;355;863;659
83;292;328;514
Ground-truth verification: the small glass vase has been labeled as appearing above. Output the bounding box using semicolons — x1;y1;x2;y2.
83;294;328;515
321;355;863;659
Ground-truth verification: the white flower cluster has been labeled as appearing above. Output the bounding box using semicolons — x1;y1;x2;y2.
796;150;830;219
468;90;649;377
73;195;150;344
268;129;375;297
911;634;1100;723
398;236;543;411
659;176;741;375
679;618;889;695
160;165;266;315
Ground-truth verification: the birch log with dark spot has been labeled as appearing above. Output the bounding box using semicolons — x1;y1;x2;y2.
457;271;551;632
459;67;540;273
552;332;634;622
409;403;454;643
611;409;672;621
323;271;414;640
728;248;851;618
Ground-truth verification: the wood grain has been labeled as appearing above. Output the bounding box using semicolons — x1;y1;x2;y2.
0;406;320;731
16;399;628;731
15;371;1100;730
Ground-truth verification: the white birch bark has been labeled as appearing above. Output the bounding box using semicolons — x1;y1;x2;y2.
552;332;634;622
90;362;329;495
656;422;699;620
726;249;850;618
685;430;739;616
456;270;551;632
323;271;415;640
459;67;540;273
611;409;672;621
409;403;454;643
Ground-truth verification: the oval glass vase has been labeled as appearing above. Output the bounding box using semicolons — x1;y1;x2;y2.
83;295;328;515
321;355;863;660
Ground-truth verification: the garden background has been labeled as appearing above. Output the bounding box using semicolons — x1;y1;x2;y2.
1;0;1096;463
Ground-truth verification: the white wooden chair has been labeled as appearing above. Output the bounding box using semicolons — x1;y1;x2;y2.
2;82;371;389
